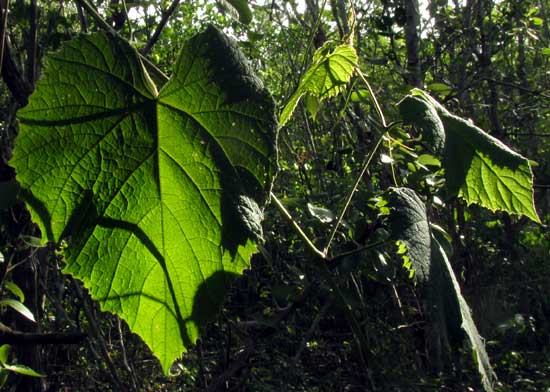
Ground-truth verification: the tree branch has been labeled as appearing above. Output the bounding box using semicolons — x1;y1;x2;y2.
0;323;87;345
140;0;181;55
1;37;33;107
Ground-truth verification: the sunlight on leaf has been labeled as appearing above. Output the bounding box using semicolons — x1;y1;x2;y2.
408;89;540;223
280;44;357;126
11;27;277;373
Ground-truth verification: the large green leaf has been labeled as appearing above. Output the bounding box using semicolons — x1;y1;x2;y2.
279;43;358;126
408;89;540;223
10;27;277;373
430;236;496;391
387;187;431;282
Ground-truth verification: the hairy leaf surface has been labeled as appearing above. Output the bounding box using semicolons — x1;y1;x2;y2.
11;28;277;373
398;95;445;154
280;44;357;126
408;89;539;222
388;187;431;282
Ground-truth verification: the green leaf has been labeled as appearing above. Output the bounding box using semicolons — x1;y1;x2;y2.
222;0;253;24
0;345;10;365
3;364;45;377
427;82;452;96
10;27;277;374
280;44;358;127
541;47;550;56
388;187;431;282
307;203;335;223
398;95;446;154
409;89;540;223
0;299;35;322
430;236;495;391
4;281;25;302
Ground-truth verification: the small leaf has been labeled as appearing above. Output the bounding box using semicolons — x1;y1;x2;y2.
388;187;431;282
4;281;25;302
430;236;495;391
427;82;452;96
0;345;10;365
350;89;370;102
417;154;441;167
398;95;446;154
307;203;336;223
380;154;393;164
0;299;35;322
3;364;45;377
541;47;550;56
280;44;358;126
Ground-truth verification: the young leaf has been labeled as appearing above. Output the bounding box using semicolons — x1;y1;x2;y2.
387;187;431;282
0;345;10;365
3;364;45;377
0;299;35;322
409;89;540;223
10;27;277;374
280;44;358;126
430;236;495;391
4;281;25;302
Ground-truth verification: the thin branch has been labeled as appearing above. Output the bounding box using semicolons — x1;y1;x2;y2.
140;0;180;55
356;68;387;128
270;192;326;259
76;2;88;32
324;135;384;255
74;0;169;85
0;0;8;76
485;77;550;100
0;322;87;345
1;37;33;106
27;0;38;87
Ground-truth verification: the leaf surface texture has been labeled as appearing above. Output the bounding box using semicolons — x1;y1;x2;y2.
11;28;277;373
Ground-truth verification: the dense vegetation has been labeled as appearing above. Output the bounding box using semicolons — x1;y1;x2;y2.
0;0;549;391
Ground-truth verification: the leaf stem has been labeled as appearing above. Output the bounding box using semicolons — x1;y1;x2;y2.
323;135;384;255
270;192;326;259
356;68;387;128
74;0;169;85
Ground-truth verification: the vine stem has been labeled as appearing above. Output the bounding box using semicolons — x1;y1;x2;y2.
270;192;326;259
356;68;387;128
323;135;384;255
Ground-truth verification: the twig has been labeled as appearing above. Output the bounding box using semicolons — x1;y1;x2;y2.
0;322;87;345
74;0;169;85
356;68;387;128
140;0;181;55
270;192;326;259
323;135;384;255
0;0;9;77
71;278;127;392
76;2;88;32
292;297;334;362
27;0;38;87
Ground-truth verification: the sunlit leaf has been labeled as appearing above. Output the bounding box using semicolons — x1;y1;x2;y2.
409;89;540;222
0;299;35;322
280;44;357;126
11;27;277;373
3;364;45;377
